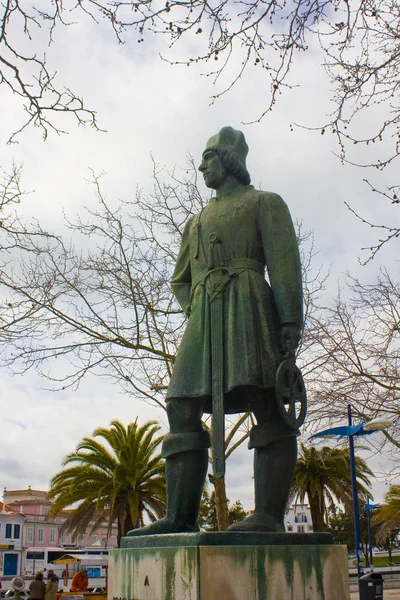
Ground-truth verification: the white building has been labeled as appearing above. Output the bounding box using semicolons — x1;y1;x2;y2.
0;502;25;576
285;503;314;533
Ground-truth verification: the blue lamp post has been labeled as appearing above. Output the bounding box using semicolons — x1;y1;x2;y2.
364;500;380;570
310;404;392;581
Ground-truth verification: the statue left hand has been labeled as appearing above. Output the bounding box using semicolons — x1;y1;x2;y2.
280;322;302;356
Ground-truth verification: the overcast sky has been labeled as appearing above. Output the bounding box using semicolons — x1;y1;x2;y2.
1;9;399;511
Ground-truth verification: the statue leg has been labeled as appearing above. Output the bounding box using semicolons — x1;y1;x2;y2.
127;397;209;536
227;389;298;533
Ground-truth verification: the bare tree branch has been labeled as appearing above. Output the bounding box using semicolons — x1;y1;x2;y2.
1;0;399;161
304;268;400;458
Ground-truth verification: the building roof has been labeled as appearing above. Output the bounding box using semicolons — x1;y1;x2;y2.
0;501;25;516
5;488;46;493
9;499;50;505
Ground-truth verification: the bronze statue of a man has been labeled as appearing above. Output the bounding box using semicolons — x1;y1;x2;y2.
129;126;303;536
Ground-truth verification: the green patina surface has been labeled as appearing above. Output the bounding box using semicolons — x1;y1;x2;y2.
111;544;347;600
260;546;326;598
163;549;176;600
127;127;307;541
110;545;198;600
121;531;332;549
163;547;197;600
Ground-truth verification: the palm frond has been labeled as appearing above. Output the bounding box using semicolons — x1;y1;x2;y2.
48;419;166;545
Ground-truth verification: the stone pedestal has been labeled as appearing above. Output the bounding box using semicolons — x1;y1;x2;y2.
108;533;350;600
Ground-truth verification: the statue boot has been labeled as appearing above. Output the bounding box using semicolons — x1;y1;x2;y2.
127;430;210;536
227;425;297;533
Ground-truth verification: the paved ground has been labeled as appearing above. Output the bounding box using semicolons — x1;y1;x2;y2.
350;587;399;599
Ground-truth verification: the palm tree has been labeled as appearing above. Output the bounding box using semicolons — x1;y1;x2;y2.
48;419;166;546
290;443;373;532
373;485;400;544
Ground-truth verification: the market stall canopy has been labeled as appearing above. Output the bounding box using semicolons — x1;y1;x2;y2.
51;554;108;566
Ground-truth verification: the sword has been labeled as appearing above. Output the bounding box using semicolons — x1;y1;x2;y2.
210;289;225;478
205;232;234;479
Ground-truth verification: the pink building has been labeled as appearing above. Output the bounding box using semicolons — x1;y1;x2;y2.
2;487;118;576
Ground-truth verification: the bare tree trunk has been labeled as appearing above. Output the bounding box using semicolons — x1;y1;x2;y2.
388;537;393;564
209;474;229;531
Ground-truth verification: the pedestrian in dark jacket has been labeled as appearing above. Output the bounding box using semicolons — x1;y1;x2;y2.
29;573;46;600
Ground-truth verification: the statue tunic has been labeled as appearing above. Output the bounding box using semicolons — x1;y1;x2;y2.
166;185;303;413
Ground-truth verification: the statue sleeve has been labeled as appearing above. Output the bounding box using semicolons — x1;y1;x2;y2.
171;216;194;317
259;193;303;327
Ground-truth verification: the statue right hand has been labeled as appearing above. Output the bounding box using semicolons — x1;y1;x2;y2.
280;322;301;356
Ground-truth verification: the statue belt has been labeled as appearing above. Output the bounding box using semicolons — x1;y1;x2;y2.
191;258;264;295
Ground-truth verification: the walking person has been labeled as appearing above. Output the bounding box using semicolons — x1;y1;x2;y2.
29;573;46;600
45;571;59;600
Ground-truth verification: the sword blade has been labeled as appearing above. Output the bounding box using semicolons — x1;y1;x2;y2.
210;296;225;478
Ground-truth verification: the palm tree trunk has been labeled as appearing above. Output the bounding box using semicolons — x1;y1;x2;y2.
117;506;135;546
210;474;229;530
125;509;135;535
117;518;124;548
308;493;326;532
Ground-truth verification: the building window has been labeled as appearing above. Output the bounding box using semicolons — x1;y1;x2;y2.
49;529;56;544
294;513;307;523
5;524;12;538
38;528;44;543
308;525;313;532
60;534;67;544
297;525;305;533
27;527;34;543
286;525;293;532
91;536;97;544
13;525;20;539
43;507;49;517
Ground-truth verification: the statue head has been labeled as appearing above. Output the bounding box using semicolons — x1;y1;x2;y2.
199;126;251;189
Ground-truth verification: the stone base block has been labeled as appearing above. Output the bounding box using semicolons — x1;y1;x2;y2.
109;533;349;600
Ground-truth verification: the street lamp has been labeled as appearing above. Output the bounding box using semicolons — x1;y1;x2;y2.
310;404;392;581
364;500;380;570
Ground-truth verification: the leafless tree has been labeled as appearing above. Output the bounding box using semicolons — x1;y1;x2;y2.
4;1;400;257
305;268;400;455
2;0;400;160
344;181;400;263
0;163;27;247
1;0;101;143
0;159;257;529
1;160;189;404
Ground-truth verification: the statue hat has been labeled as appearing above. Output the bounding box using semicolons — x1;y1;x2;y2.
204;126;249;173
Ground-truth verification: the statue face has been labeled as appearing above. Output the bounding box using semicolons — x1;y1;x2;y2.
199;150;228;190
